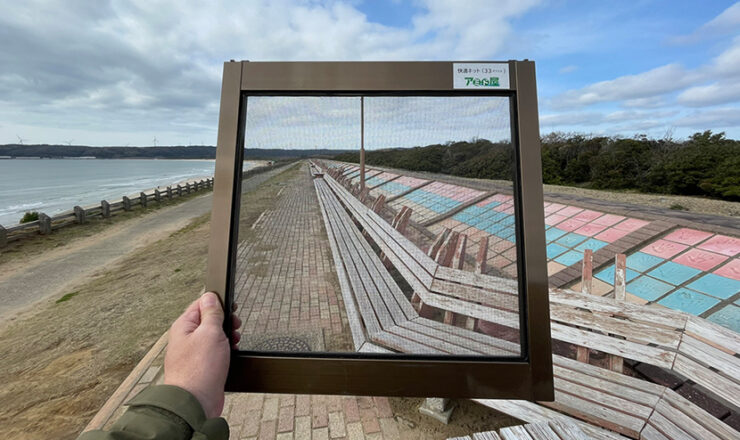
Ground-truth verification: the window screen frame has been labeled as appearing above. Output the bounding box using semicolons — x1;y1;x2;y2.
206;61;553;400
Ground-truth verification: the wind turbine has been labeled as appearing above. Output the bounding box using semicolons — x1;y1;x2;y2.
153;136;158;147
16;135;26;145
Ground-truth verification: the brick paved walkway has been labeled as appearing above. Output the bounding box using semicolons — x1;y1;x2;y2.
223;393;401;440
233;164;352;351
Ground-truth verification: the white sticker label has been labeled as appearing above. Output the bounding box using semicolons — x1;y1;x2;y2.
453;63;509;89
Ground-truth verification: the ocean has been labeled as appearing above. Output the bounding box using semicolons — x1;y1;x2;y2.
0;159;246;226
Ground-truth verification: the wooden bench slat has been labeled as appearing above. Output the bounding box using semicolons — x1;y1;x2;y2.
408;318;519;355
320;183;399;331
551;322;675;369
678;334;740;386
436;266;519;295
472;431;502;440
552;366;661;409
544;390;644;438
684;315;740;356
672;353;740;412
523;423;561;440
431;278;520;312
550;303;681;348
549;290;687;330
658;389;739;440
419;289;521;329
371;329;444;354
640;425;671;440
315;181;369;350
552;373;654;421
385;324;480;355
547;420;591;440
651;398;723;440
499;425;535;440
553;355;664;397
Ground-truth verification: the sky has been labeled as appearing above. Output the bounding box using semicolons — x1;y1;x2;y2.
1;0;739;147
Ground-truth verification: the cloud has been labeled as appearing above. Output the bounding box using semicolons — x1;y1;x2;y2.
558;65;578;74
673;106;740;129
550;64;697;108
669;2;740;44
0;0;544;145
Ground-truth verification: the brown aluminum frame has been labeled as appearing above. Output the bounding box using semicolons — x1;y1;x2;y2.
206;61;553;400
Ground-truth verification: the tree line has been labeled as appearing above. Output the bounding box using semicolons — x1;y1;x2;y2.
332;131;739;201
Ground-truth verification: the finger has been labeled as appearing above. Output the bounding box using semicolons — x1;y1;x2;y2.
171;298;201;334
232;314;242;330
231;330;241;345
199;292;224;327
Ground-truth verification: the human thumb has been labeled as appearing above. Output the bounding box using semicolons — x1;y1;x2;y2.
199;292;224;327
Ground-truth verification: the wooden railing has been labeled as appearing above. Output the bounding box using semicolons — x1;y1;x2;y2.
0;178;214;247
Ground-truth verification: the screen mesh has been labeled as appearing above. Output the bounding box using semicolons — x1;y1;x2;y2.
233;95;522;358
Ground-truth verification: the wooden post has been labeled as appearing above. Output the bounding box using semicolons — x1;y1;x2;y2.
476;236;489;274
444;233;466;325
581;249;594;295
576;249;595;364
101;200;110;218
140;192;148;208
359;187;370;204
610;253;627;373
122;196;131;211
177;184;182;196
0;225;7;248
614;253;627;301
396;207;412;235
38;213;52;235
371;194;386;214
167;186;173;199
154;189;161;202
360;96;365;191
73;206;87;224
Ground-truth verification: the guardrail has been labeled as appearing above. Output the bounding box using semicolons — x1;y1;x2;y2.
0;178;215;248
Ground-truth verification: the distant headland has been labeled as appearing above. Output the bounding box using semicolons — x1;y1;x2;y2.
0;144;352;160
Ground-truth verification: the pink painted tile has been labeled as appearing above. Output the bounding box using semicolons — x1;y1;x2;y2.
493;202;513;212
714;259;740;281
490;194;513;203
476;195;498;207
558;206;584;217
697;235;740;257
614;218;650;232
573;210;603;222
556;218;587;232
545;213;568;226
544;203;566;214
673;249;729;271
663;228;713;246
592;213;626;227
502;206;515;214
574;223;608;237
396;176;427;187
641;239;689;259
595;228;631;242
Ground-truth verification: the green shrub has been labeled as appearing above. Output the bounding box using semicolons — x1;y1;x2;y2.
20;211;39;223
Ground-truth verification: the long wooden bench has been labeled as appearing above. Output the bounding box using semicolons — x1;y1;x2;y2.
315;176;518;356
312;160;740;440
449;420;593;440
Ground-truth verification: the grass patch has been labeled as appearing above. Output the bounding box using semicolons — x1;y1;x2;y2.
55;291;80;304
670;203;689;211
20;212;39;223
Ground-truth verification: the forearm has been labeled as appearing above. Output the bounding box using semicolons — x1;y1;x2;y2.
78;385;229;440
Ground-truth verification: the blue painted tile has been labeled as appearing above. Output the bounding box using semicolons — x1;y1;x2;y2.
547;243;568;259
627;276;674;301
626;252;664;272
686;273;740;299
556;233;589;248
499;216;516;226
484;201;501;208
545;228;567;242
555;250;584;266
647;262;700;286
658;288;720;315
708;305;740;333
574;238;608;252
594;265;640;284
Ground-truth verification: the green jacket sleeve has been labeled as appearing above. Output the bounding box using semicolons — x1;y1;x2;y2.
78;385;229;440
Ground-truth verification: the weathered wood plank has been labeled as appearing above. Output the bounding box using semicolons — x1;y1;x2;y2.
672;353;740;410
547;420;591;440
678;334;740;385
684;315;740;355
550;322;675;369
659;388;739;440
523;423;561;440
651;397;722;440
498;425;534;440
544;390;644;438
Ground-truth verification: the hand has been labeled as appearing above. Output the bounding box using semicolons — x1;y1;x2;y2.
163;292;242;418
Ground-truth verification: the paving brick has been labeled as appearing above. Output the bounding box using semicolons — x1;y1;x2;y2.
278;405;295;433
379;417;401;440
723;412;740;432
276;433;293;440
259;420;277;440
360;408;381;433
372;397;393;418
312;427;330;440
343;397;361;423
312;396;329;428
634;363;684;389
296;395;311;417
263;396;280;421
328;411;347;438
346;422;365;440
294;415;311;440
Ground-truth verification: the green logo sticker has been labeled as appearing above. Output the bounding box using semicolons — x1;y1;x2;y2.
465;76;500;87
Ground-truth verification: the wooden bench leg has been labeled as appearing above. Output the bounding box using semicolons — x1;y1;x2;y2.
609;253;627;373
577;249;594;364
